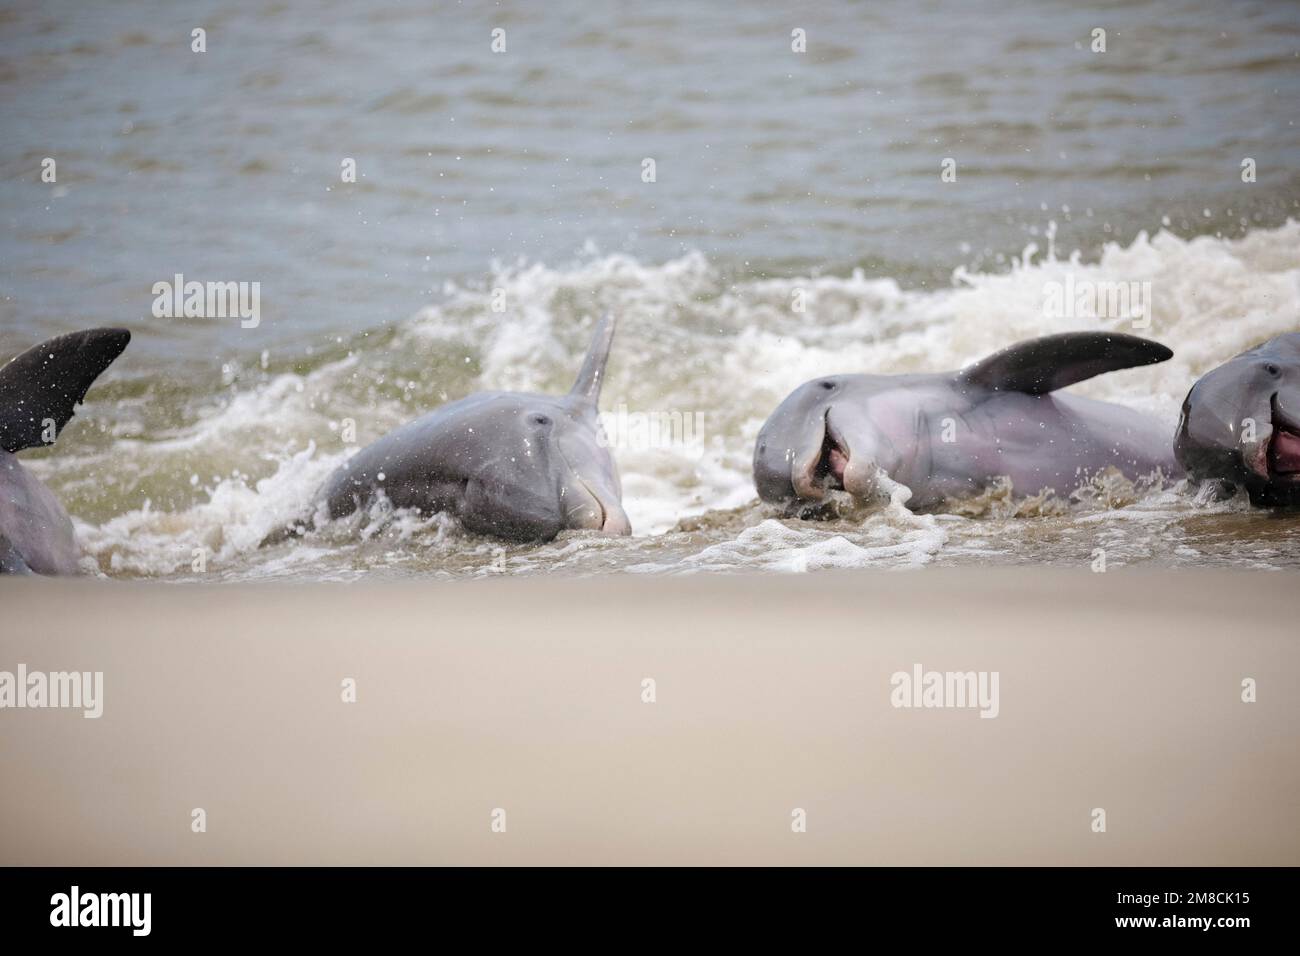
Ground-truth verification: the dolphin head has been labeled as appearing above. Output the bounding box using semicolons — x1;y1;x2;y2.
753;375;906;505
1175;332;1300;507
454;392;629;540
457;314;630;540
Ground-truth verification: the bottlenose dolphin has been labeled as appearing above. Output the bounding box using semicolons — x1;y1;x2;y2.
1175;332;1300;507
753;332;1180;511
0;328;131;575
298;314;631;542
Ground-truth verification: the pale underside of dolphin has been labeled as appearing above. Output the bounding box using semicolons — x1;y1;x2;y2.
1175;331;1300;507
0;328;131;575
285;314;631;544
754;332;1182;512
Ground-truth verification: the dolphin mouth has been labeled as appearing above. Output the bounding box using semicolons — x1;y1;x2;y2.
571;476;632;535
815;414;850;492
1268;396;1300;478
793;409;849;498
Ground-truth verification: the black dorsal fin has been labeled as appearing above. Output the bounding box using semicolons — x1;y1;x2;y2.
957;332;1171;395
0;328;130;453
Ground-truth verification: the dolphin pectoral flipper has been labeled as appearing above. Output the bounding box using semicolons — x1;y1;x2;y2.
0;328;131;453
568;313;617;406
957;332;1172;396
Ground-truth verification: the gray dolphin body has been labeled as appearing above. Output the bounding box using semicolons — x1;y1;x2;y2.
0;328;131;575
308;314;630;542
1175;332;1300;507
754;332;1181;511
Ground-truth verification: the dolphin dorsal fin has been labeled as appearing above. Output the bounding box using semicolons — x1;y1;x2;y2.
0;328;131;453
568;313;617;407
957;331;1172;395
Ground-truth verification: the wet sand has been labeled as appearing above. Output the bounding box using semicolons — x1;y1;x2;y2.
1;568;1296;865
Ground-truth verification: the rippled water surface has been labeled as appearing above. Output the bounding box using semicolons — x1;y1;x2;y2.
1;0;1298;579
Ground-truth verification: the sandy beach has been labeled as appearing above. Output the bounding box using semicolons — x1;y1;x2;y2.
1;567;1295;866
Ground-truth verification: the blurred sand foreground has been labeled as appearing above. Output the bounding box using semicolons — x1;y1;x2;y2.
0;568;1295;866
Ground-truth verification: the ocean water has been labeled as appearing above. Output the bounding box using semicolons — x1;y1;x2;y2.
1;0;1298;580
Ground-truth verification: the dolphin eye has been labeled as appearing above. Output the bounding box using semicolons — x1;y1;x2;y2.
531;414;552;426
1265;363;1281;376
820;380;837;391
